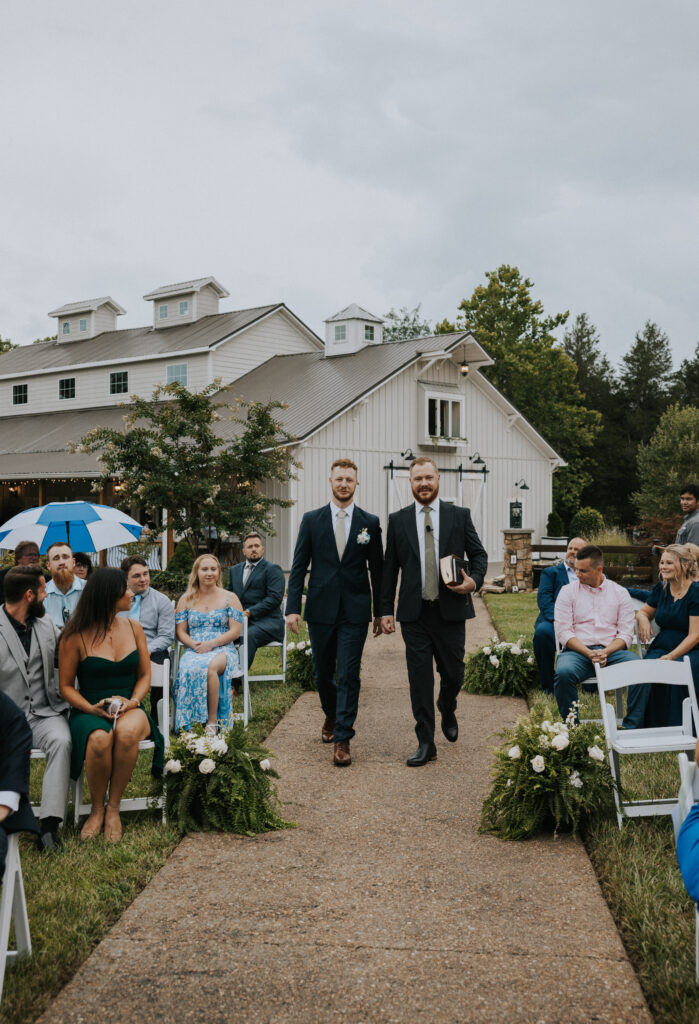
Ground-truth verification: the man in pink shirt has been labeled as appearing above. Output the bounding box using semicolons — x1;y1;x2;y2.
554;544;638;720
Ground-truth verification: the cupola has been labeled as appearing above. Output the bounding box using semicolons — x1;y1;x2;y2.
324;304;384;357
143;276;229;329
48;296;126;342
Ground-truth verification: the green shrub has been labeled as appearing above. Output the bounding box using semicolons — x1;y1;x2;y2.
569;506;604;539
167;539;195;574
285;639;316;689
463;638;537;698
546;510;565;536
149;569;189;601
479;703;618;840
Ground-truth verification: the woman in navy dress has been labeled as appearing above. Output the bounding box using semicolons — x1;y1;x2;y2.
625;545;699;728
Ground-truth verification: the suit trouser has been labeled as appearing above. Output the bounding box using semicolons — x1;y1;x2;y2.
532;621;556;693
307;618;368;743
27;711;71;822
400;603;466;746
246;623;283;669
554;648;638;721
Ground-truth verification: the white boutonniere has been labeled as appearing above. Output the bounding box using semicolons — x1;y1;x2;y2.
357;528;370;545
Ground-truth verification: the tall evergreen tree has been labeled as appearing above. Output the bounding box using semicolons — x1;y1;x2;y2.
672;341;699;408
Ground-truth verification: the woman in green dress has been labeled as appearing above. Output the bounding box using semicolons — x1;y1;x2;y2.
59;568;163;842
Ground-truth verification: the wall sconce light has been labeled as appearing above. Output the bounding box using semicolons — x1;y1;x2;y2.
401;448;415;461
459;344;469;378
469;452;484;466
114;483;123;493
514;478;530;490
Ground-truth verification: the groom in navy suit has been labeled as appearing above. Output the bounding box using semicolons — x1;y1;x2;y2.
533;536;586;693
286;458;383;767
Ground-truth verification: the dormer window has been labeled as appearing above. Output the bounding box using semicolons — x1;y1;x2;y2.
79;319;87;332
159;304;168;320
62;322;70;336
334;325;346;342
365;325;375;341
179;301;189;316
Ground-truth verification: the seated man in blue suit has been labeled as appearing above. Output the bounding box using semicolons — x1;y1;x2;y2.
228;532;285;668
0;688;39;879
533;537;586;693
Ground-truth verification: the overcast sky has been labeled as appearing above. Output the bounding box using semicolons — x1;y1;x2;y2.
2;0;698;367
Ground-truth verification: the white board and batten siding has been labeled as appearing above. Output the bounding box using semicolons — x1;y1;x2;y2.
212;310;318;383
262;361;555;569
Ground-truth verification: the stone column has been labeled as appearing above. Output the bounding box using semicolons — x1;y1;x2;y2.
502;529;533;592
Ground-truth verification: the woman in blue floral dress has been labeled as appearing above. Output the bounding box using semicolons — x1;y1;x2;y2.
174;554;244;734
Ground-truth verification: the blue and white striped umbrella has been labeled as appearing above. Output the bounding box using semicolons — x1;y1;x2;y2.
0;501;143;554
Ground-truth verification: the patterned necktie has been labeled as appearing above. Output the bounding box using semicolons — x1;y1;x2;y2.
335;509;347;559
423;507;439;601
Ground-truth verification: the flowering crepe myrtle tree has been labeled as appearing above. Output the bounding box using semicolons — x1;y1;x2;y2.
74;380;298;556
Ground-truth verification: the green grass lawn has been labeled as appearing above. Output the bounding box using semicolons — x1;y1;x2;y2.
3;640;304;1024
483;592;699;1024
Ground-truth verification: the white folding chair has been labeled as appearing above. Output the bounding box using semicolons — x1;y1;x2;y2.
595;656;699;828
73;658;170;825
231;617;251;726
673;752;699;986
0;834;32;1003
248;599;287;685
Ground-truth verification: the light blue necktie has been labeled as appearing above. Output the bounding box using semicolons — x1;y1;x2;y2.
130;593;143;622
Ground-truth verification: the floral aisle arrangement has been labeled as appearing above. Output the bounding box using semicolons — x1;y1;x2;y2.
479;704;617;839
164;723;293;835
463;636;537;697
285;639;316;689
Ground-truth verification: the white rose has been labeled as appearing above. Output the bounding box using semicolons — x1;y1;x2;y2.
511;646;522;656
531;755;545;773
551;733;569;751
305;648;312;656
482;646;492;655
541;720;552;733
489;655;500;668
508;745;521;760
287;642;296;651
297;641;306;650
588;745;605;763
199;758;216;774
259;759;272;771
527;656;534;665
164;759;182;774
570;771;583;789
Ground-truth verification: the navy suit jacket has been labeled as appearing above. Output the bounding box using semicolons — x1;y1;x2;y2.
228;558;285;641
0;689;39;878
535;563;573;626
380;502;488;623
286;505;383;624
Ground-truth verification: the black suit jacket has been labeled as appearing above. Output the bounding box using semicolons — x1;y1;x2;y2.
0;689;39;877
228;558;285;641
380;501;488;622
286;505;383;624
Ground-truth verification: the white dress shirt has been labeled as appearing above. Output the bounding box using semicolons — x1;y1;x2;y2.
415;498;440;598
329;500;354;543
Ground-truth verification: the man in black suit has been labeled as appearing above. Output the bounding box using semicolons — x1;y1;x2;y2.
381;457;488;766
286;458;383;767
228;532;285;668
0;689;39;879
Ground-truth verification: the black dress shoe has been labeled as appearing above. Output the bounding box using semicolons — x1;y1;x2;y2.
406;743;437;767
441;710;458;742
36;831;64;853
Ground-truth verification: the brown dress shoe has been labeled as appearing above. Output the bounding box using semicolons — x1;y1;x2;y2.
333;740;351;766
321;716;335;743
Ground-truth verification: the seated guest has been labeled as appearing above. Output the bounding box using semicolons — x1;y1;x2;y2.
119;556;175;666
228;532;285;668
59;568;164;842
677;737;699;904
676;484;699;546
554;544;638;721
624;544;699;729
0;539;41;593
174;555;244;734
44;543;86;628
0;566;70;852
0;689;39;879
73;552;93;580
533;537;586;693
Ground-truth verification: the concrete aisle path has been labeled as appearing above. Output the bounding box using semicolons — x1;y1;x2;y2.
40;598;650;1024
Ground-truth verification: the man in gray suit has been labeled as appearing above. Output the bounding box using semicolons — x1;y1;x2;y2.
228;532;285;668
120;555;175;665
0;566;70;852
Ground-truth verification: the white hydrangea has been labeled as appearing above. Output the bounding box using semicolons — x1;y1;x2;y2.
209;737;228;755
570;771;583;789
538;734;551;750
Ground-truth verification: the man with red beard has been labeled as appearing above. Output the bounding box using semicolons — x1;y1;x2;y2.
43;543;86;629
